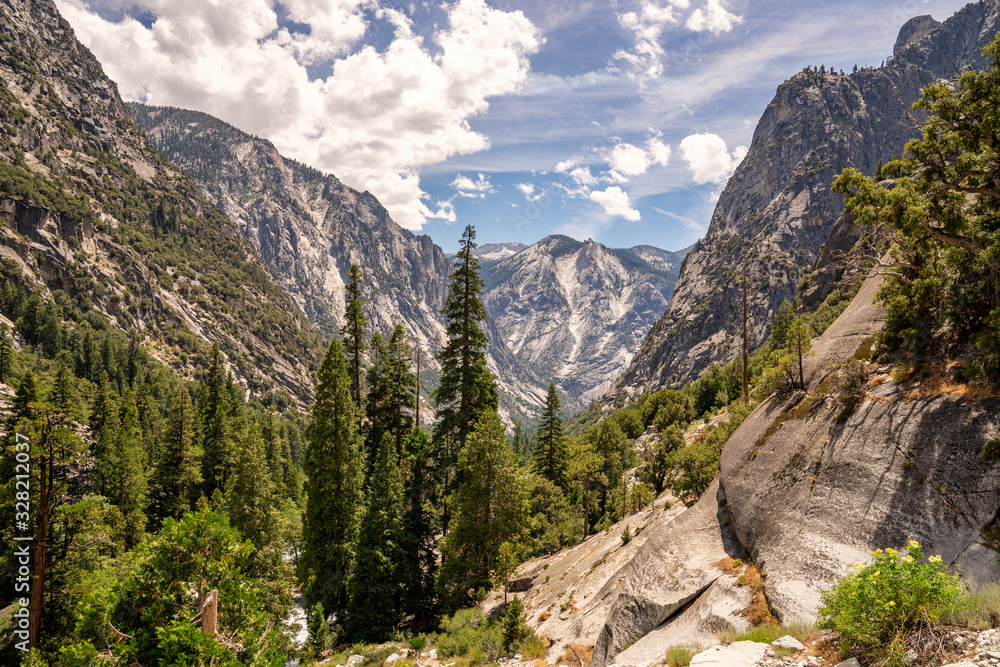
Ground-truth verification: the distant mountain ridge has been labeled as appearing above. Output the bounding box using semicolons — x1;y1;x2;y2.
130;104;551;420
132;106;688;412
607;1;1000;403
479;235;687;403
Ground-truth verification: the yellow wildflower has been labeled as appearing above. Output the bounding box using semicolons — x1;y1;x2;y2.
886;548;897;557
887;600;896;607
902;556;915;563
929;555;943;563
909;540;920;549
872;549;883;556
853;562;863;570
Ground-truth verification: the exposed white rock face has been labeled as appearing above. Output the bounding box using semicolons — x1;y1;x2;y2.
480;236;686;405
510;266;1000;667
688;641;768;666
608;0;1000;402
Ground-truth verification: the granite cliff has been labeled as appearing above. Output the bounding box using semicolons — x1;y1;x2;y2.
608;1;1000;402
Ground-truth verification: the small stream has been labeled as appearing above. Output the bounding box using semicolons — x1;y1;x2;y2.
285;589;309;667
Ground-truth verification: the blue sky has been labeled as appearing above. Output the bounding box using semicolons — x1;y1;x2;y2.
57;0;972;253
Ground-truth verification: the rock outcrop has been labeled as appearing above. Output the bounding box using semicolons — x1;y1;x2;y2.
505;264;1000;667
607;0;1000;403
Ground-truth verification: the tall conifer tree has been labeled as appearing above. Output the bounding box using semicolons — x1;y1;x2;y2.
432;225;498;530
437;411;526;612
532;383;568;490
346;433;405;641
0;323;12;383
115;391;149;546
400;428;436;622
201;343;233;495
343;264;368;410
386;325;416;455
157;385;201;519
301;338;365;617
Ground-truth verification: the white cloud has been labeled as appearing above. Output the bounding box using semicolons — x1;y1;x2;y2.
555;158;577;172
56;0;540;230
590;186;641;221
516;182;546;202
610;142;651;176
452;173;496;198
646;137;672;166
615;0;743;77
686;0;743;35
569;166;598;187
678;132;748;184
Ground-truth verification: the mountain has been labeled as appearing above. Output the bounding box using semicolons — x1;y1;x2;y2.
0;0;323;402
129;104;549;419
469;241;527;262
479;235;687;403
607;2;1000;402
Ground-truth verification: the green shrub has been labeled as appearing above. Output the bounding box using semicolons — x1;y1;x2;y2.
817;542;962;665
983;439;1000;462
664;645;698;667
501;598;530;650
946;581;1000;629
407;635;427;651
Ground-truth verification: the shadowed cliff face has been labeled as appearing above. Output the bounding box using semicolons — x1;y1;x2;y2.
607;0;1000;404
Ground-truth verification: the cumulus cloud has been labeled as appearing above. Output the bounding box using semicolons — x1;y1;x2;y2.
516;182;546;202
604;136;670;180
590;186;641;221
646;137;672;166
56;0;540;230
610;143;650;176
678;132;748;184
452;173;496;198
615;0;742;77
686;0;743;34
569;166;598;187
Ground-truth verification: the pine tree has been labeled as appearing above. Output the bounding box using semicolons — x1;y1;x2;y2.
346;433;405;641
201;343;234;495
364;331;389;470
157;385;201;519
227;422;288;586
437;411;526;612
49;355;77;417
367;326;417;465
400;428;437;622
532;383;568;490
0;323;12;383
115;391;149;547
386;325;416;454
9;402;87;649
89;372;120;497
301;338;366;617
432;225;498;531
343;264;368;410
786;318;812;389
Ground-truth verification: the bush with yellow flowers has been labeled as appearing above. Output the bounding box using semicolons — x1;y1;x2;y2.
817;541;961;665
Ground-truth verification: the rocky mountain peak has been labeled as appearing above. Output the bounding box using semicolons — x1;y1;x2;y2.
893;15;941;57
606;0;1000;404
